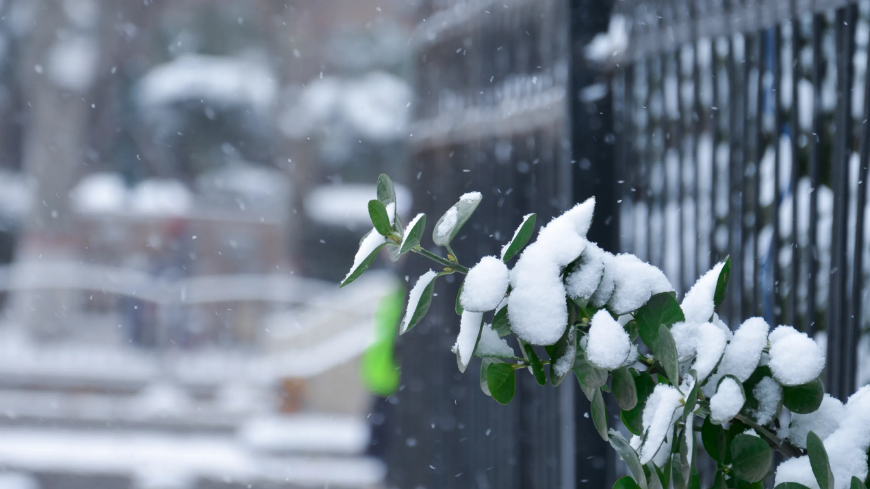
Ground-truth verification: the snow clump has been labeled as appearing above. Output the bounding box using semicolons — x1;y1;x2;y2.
586;310;632;370
681;262;725;323
508;198;595;345
769;327;825;386
606;253;674;315
460;256;510;312
565;242;606;301
710;377;745;423
639;384;684;465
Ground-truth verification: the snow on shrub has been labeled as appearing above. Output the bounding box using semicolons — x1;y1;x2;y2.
343;174;869;489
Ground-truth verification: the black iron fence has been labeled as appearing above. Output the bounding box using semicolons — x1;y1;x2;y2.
610;0;869;402
380;0;869;487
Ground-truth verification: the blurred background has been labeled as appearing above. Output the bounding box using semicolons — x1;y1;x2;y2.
0;1;416;488
1;0;870;489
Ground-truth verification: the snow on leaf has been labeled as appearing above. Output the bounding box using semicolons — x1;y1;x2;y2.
341;228;386;287
460;256;510;312
586;310;632;370
681;261;725;324
639;384;683;465
607;254;674;316
452;310;484;372
508;199;594;345
769;329;825;386
400;270;439;333
710;376;745;423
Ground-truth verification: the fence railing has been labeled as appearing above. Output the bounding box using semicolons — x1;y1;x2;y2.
609;0;869;401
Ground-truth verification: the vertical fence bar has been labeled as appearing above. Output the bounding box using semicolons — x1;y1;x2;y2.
773;24;783;326
848;8;870;398
790;17;801;328
710;38;720;269
729;32;744;323
827;4;857;400
808;13;822;336
754;28;766;317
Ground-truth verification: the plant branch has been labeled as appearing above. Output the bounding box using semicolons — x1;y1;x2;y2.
415;247;469;273
733;413;802;458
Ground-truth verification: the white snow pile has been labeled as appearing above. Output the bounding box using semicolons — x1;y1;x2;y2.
585;14;629;62
681;262;725;323
435;206;458;241
704;317;770;395
775;386;870;489
710;377;745;423
606;254;674;315
639;384;684;465
399;270;437;333
783;394;845;448
344;230;387;284
474;323;514;358
71;172;127;214
688;323;728;381
460;256;510;312
130;179;193;215
400;213;425;250
768;325;825;386
508;198;595;345
565;242;606;301
137;54;276;113
586;310;632;370
749;377;782;426
452;310;484;370
501;214;535;259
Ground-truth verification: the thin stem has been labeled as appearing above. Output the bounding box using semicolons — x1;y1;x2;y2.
415;247;469;273
733;413;801;458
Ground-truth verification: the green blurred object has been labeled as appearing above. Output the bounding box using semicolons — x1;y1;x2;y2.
361;284;404;396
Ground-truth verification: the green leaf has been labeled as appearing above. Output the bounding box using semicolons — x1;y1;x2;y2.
613;476;643;489
609;432;649;489
774;484;813;489
852;477;868;489
711;470;728;489
808;431;835;489
480;358;503;396
646;465;664;489
688;468;701;489
492;306;511;336
340;235;386;288
622;370;655;436
455;283;464;315
673;421;694;489
385;242;402;262
730;433;772;483
656;324;680;386
612;366;638;410
590;387;609;441
702;416;730;464
376;174;397;207
782;378;824;414
368;200;393;237
502;213;536;261
399;273;439;334
635;292;685;352
574;351;609;389
546;326;576;386
736;481;765;489
654;457;672;489
681;370;700;421
400;214;427;254
713;256;731;310
486;363;516;405
519;340;546;386
432;192;482;246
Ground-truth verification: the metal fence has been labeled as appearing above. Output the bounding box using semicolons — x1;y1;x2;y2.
381;0;869;487
611;0;869;401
